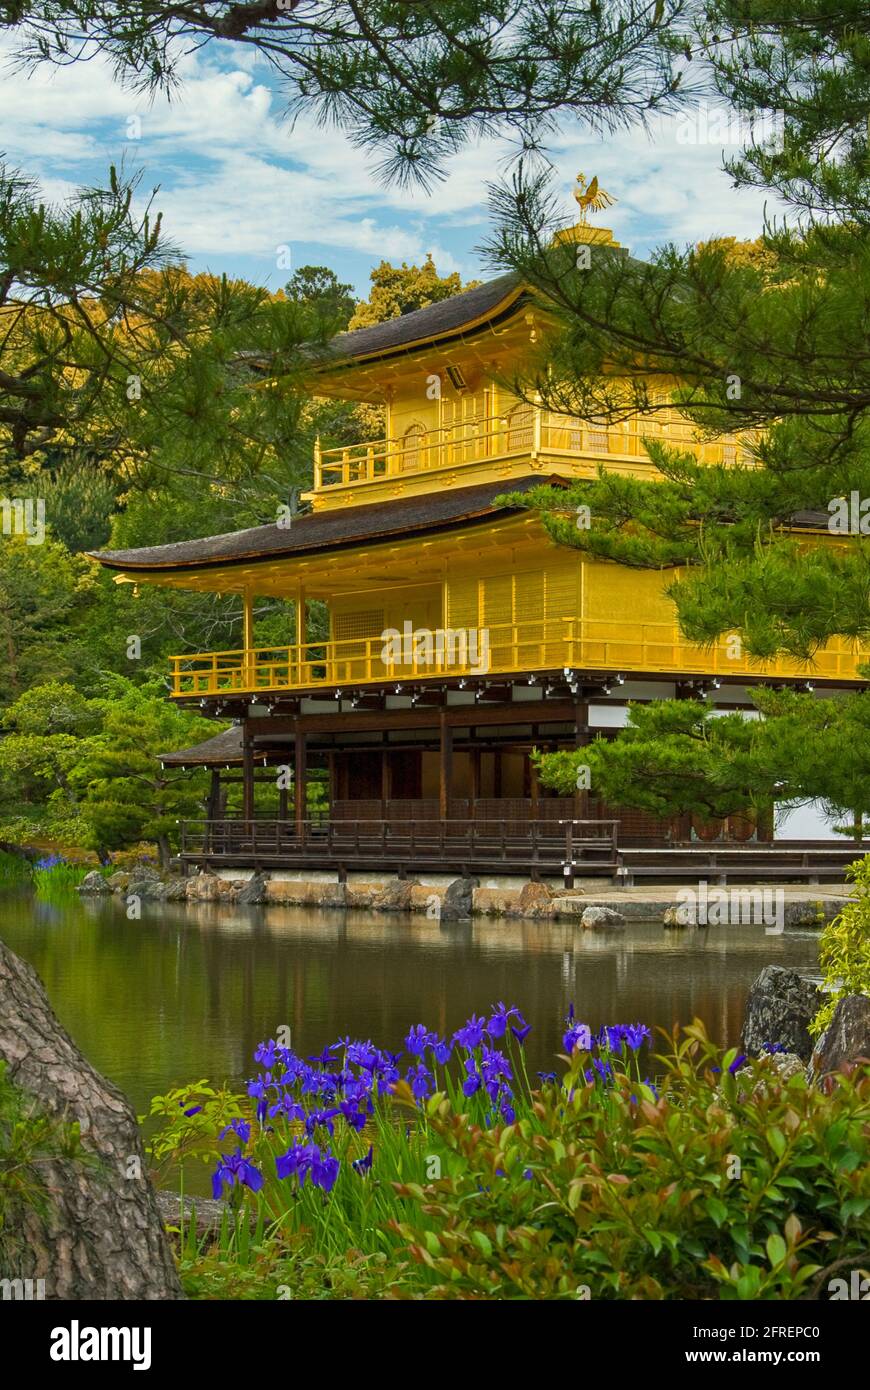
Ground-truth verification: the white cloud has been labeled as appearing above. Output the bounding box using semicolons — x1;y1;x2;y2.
0;35;782;282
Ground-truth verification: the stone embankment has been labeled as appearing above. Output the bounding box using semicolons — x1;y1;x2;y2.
77;865;849;927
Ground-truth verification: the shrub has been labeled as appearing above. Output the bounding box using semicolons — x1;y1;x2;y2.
813;855;870;1037
392;1024;870;1299
149;1010;870;1301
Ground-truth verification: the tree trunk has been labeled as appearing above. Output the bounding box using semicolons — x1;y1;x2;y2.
156;833;171;870
0;938;183;1299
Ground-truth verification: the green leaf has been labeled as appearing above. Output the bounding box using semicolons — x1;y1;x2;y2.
472;1231;493;1258
766;1233;787;1267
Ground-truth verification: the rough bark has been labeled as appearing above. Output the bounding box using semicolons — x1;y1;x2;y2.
0;938;183;1299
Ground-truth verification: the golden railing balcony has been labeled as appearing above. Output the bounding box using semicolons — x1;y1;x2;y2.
168;616;862;698
314;410;754;491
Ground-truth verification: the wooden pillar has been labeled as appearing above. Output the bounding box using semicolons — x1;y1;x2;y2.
439;712;453;820
206;768;220;849
242;591;254;689
294;719;307;837
470;741;481;808
297;585;307;684
385;387;394;471
381;744;391;815
574;700;589;818
278;779;288;822
529;754;540;819
242;727;255;823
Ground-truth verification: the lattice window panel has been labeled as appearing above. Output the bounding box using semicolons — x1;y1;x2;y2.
332;608;386;679
333;609;385;642
505;403;534;451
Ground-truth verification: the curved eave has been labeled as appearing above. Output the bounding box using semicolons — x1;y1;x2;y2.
88;475;567;579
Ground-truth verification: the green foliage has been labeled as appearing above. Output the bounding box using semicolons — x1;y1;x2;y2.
2;3;690;188
153;1024;870;1300
0;850;31;886
284;265;356;331
537;690;870;839
0;534;100;705
347;254;480;330
391;1025;870;1300
0;677;218;860
537;698;760;822
66;677;218;862
32;858;97;899
813;857;870;1038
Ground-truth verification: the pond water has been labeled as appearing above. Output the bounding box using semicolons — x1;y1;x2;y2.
1;889;820;1125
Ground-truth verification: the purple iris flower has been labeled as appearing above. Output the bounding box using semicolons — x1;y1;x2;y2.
219;1118;251;1145
453;1014;487;1049
762;1041;786;1054
254;1041;278;1069
405;1062;434;1100
511;1020;532;1045
211;1152;264;1200
462;1058;482;1096
180;1102;203;1118
347;1040;379;1069
276;1140;340;1192
430;1036;452;1065
352;1145;374;1175
304;1106;341;1137
728;1054;748;1075
486;1002;522;1039
563;1021;592;1053
406;1023;436;1056
339;1100;368;1131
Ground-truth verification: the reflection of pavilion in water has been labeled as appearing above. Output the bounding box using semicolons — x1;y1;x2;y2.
153;898;805;1062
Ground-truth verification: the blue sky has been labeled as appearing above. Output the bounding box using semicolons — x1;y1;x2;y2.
2;35;779;298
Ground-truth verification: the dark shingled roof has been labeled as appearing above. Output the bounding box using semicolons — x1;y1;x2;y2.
324;272;522;361
159;727;243;766
160;727;297;765
91;474;563;574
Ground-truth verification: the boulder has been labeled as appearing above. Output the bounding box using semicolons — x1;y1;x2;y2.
236;871;270;906
515;881;554;919
783;900;827;929
185;872;237;902
105;871;130;893
77;870;111;895
126;876;167;901
370;878;417;912
770;1051;806;1082
580;905;625;930
162;878;189;902
809;995;870;1077
127;862;162;882
440;876;477;921
662;904;691;928
741;965;823;1063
